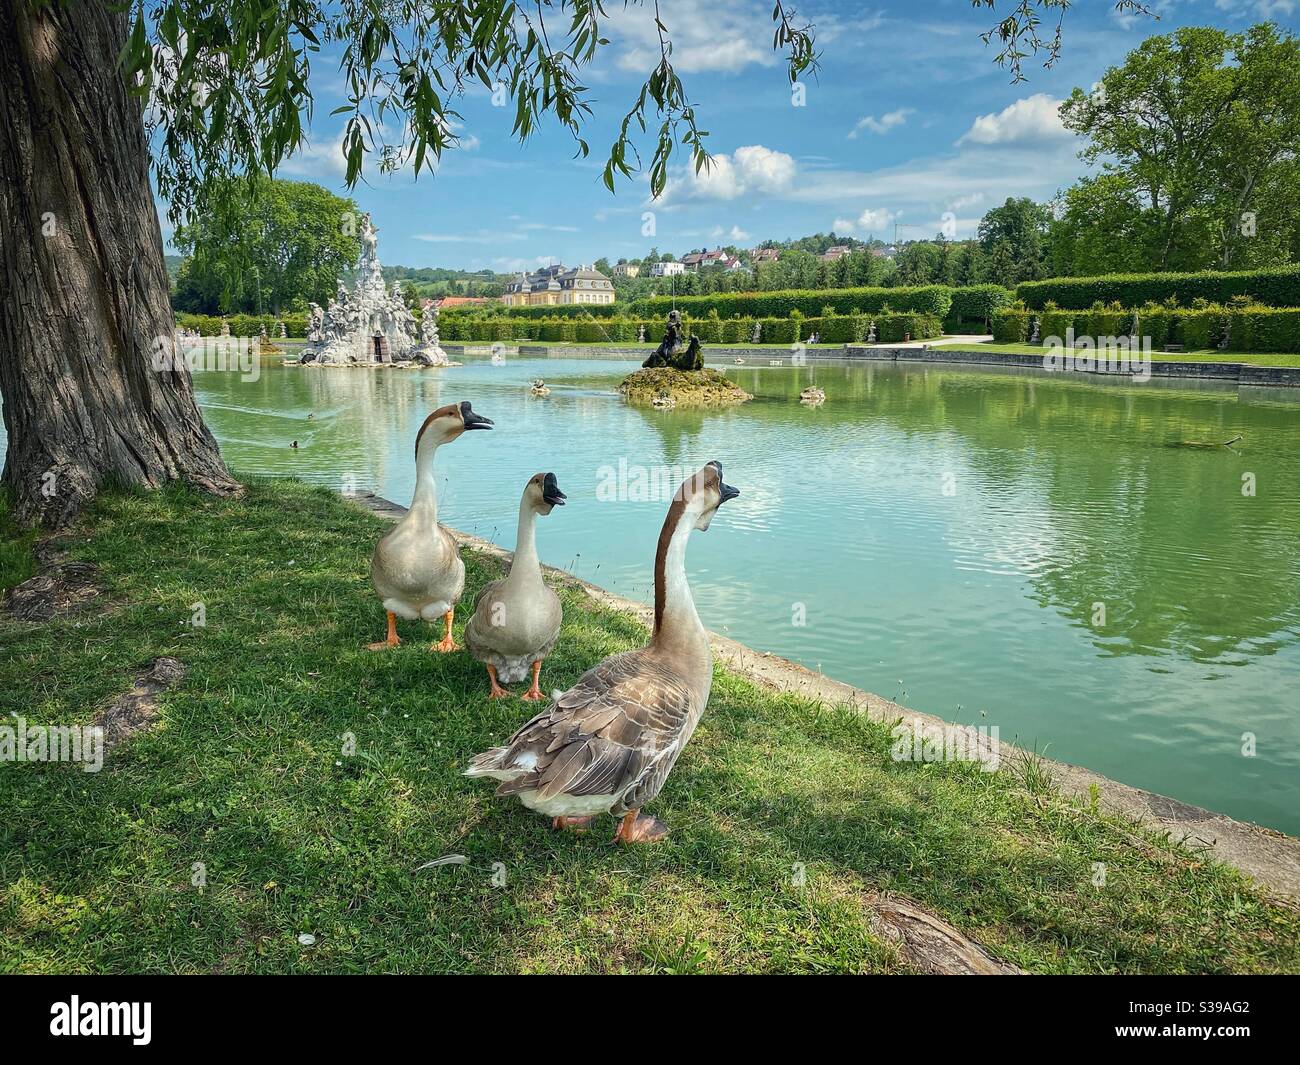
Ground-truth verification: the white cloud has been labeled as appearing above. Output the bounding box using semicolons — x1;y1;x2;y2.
610;0;777;74
848;108;913;138
831;207;895;235
957;94;1070;146
1215;0;1296;15
413;230;526;243
282;129;350;179
659;144;797;203
710;223;751;242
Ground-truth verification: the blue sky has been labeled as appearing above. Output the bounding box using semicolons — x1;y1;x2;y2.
211;0;1300;271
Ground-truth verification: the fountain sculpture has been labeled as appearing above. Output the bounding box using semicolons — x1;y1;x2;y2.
300;213;419;365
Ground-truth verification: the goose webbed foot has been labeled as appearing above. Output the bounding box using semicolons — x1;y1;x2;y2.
486;666;510;699
432;610;459;653
367;611;401;650
552;815;593;833
520;659;545;701
614;810;669;844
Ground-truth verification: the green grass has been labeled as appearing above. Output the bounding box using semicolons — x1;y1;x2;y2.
962;342;1300;367
0;494;38;594
1;479;1296;974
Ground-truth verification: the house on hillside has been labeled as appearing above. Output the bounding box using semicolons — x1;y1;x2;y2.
648;260;686;277
820;245;853;262
612;261;640;278
751;247;781;264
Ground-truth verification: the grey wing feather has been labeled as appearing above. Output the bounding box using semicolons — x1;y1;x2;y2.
490;650;696;806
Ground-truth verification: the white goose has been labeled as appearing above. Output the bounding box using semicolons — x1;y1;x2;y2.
466;461;739;843
368;401;493;651
465;472;567;700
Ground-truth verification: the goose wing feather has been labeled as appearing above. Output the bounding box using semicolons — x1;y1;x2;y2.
491;650;695;806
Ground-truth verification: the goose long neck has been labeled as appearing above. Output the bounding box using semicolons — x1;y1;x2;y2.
652;505;705;658
410;435;440;517
508;498;541;585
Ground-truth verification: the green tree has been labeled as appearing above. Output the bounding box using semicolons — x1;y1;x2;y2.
173;178;361;314
977;197;1051;282
1059;23;1300;272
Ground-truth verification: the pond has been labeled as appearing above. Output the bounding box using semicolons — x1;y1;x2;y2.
6;353;1300;834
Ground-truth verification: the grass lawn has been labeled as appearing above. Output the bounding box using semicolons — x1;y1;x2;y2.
960;342;1300;368
1;479;1296;974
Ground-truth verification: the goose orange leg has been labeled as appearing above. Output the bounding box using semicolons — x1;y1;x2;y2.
520;659;545;701
552;815;593;832
486;665;510;699
432;609;458;653
367;611;401;650
614;809;669;844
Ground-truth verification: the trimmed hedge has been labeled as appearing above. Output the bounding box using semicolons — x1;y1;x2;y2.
444;312;943;346
992;306;1300;354
176;312;308;337
946;284;1013;326
1016;265;1300;311
639;284;953;320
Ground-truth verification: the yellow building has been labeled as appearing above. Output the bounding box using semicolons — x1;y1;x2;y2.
502;264;615;307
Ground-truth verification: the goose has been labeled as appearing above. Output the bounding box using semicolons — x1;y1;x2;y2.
466;461;739;843
368;400;493;651
800;386;826;405
465;473;567;699
531;379;550;397
651;390;676;410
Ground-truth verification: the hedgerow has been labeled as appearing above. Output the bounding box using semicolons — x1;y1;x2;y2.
1015;266;1300;311
991;305;1300;353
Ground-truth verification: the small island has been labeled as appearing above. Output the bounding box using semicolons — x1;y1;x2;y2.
619;310;753;407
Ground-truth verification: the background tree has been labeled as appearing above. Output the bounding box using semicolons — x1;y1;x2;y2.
172;178;361;315
1059;23;1300;272
977;197;1051;282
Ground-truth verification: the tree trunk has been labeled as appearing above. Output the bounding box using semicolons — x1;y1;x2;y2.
0;0;238;528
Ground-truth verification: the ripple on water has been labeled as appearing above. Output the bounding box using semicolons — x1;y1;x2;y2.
150;354;1300;836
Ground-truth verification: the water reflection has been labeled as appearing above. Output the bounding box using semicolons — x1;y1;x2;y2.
2;353;1297;833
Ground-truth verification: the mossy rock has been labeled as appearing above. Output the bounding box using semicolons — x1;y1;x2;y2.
618;366;752;407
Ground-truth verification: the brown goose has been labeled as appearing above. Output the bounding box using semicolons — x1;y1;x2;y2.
465;472;567;700
465;461;739;843
368;401;493;651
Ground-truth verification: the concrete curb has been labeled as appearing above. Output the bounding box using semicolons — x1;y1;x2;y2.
346;490;1300;902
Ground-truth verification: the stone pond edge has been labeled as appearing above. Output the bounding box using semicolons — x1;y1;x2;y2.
346;490;1300;902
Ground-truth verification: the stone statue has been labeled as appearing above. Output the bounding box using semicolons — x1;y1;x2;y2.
300;219;419;365
641;309;703;371
866;319;877;343
638;324;646;343
411;299;450;367
752;320;762;344
1029;316;1041;344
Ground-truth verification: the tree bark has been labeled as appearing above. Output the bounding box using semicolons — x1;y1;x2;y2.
0;0;238;528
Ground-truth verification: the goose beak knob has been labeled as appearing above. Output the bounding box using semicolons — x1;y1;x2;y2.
460;401;494;430
543;472;567;506
709;460;739;504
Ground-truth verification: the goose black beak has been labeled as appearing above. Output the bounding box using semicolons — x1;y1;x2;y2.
708;460;739;504
543;472;567;506
460;401;493;430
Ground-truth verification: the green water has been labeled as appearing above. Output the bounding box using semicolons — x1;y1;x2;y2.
7;354;1300;833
